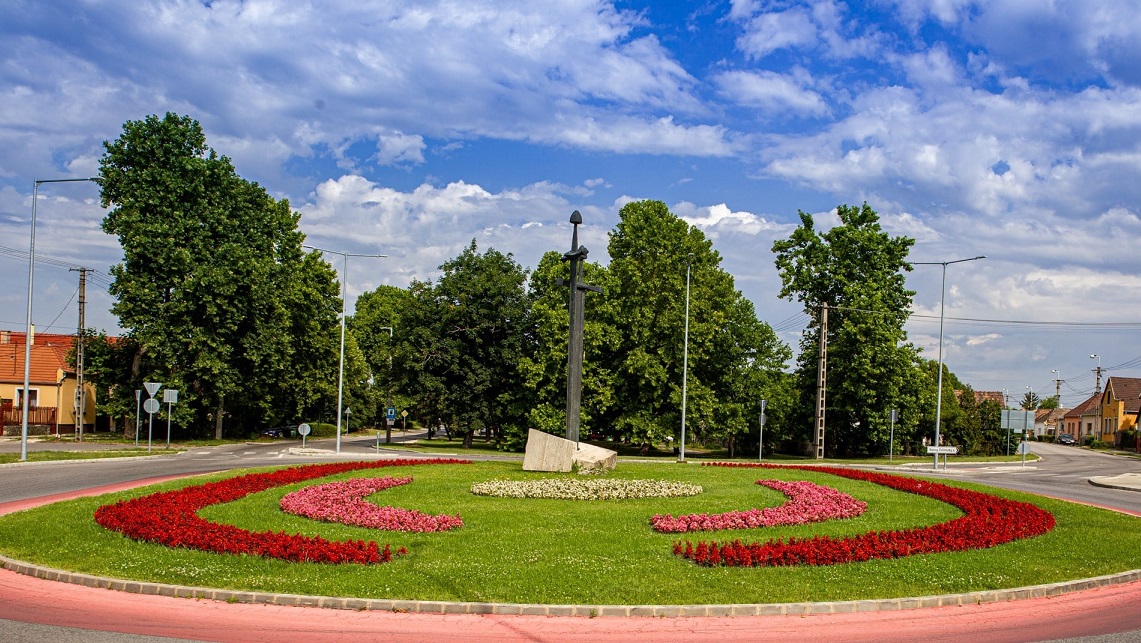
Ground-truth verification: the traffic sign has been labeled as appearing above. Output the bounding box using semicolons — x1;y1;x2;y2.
297;423;311;436
1017;441;1032;455
387;407;396;420
926;445;958;455
163;389;179;404
143;398;160;414
401;410;408;418
144;381;162;397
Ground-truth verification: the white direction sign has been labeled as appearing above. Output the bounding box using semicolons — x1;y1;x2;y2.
144;381;162;397
926;445;958;455
163;389;179;404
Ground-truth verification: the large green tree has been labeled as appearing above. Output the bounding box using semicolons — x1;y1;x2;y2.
605;200;790;453
772;203;924;457
99;112;339;437
395;241;533;449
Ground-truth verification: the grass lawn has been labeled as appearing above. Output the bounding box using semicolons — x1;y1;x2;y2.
0;449;180;465
0;459;1137;605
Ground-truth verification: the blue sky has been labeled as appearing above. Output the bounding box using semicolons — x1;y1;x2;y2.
3;0;1141;410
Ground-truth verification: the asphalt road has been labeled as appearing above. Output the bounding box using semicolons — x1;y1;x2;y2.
1;436;1140;642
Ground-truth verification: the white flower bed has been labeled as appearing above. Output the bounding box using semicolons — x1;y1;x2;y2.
470;478;702;500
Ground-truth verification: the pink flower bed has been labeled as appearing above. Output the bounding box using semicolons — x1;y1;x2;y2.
94;458;469;565
280;476;463;532
651;479;867;533
671;463;1055;567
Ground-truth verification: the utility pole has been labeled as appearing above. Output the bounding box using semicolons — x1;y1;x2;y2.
814;303;828;459
70;267;89;442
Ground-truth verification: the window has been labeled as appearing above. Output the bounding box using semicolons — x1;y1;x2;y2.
15;388;38;408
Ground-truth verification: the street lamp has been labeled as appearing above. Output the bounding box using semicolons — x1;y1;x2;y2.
911;255;985;470
379;325;393;444
21;177;99;462
1091;353;1102;440
679;252;693;462
304;245;386;454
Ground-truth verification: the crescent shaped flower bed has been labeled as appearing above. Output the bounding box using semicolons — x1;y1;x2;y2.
280;476;463;532
672;463;1055;567
94;458;469;564
651;479;867;533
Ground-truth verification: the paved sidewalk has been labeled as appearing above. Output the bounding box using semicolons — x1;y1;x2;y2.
1090;472;1141;492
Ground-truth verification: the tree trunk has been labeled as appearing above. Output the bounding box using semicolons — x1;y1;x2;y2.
728;434;735;459
462;428;473;449
214;396;224;439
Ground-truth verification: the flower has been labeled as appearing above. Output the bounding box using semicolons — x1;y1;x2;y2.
470;478;702;500
280;476;463;532
672;463;1056;567
94;458;470;565
651;480;866;533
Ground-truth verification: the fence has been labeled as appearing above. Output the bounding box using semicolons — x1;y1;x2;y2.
0;404;58;435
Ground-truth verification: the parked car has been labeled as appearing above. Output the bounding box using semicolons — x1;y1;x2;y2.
261;425;298;439
1057;433;1076;445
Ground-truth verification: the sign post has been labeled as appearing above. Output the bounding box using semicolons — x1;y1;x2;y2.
134;389;142;448
401;409;408;435
758;399;767;462
142;382;162;454
889;409;897;463
297;423;311;448
163;388;178;447
926;444;957;469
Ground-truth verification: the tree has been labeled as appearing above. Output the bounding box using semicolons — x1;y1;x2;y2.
350;285;415;436
605;200;790;453
1021;390;1041;410
396;241;533;449
519;251;619;449
99;112;339;437
772;203;922;457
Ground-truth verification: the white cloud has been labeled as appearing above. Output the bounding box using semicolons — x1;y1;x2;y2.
714;70;829;116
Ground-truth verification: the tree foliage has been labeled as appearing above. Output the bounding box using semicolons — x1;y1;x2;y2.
393;241;533;449
98;112;340;437
772;203;923;457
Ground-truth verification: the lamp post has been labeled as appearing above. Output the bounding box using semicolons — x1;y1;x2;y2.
911;255;985;470
21;177;99;462
379;326;393;443
679;252;693;462
1091;353;1102;441
304;245;386;454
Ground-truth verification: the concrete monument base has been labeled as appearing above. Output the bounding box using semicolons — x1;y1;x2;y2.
522;429;616;474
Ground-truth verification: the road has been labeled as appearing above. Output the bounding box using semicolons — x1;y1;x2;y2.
1;436;1140;642
887;441;1141;514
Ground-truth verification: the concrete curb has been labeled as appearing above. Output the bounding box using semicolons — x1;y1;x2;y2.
1089;477;1141;493
2;553;1138;618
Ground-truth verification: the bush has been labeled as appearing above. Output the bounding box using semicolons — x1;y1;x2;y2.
1084;436;1108;449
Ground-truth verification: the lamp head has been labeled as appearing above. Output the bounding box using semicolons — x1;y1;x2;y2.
569;210;582;225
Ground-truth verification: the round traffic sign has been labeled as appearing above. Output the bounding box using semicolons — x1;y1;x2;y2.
1017;441;1032;454
297;423;311;436
143;398;160;414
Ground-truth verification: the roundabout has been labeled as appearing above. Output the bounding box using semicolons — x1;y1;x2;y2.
1;446;1141;641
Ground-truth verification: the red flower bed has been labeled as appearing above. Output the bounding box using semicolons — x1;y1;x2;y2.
672;463;1055;567
280;476;464;532
651;479;866;533
94;458;469;565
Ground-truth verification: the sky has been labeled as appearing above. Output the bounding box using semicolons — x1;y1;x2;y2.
2;0;1141;411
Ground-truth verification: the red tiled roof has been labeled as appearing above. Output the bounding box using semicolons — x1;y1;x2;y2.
1064;394;1100;418
0;343;71;386
0;332;76;386
1105;377;1141;414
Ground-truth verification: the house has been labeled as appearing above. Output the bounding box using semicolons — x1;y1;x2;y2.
1097;376;1141;446
1061;394;1101;441
1034;407;1068;437
0;329;95;435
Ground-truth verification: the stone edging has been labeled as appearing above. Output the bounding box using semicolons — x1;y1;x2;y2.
2;553;1138;617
